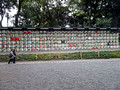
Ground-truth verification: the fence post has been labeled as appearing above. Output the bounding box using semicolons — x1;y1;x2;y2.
58;53;61;59
80;52;82;59
36;53;38;60
98;51;100;57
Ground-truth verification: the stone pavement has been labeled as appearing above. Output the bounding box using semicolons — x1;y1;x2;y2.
0;59;120;90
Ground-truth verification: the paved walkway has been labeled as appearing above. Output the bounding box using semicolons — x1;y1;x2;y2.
0;58;120;65
0;59;120;90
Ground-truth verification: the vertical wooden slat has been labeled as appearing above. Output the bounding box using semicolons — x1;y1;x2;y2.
36;53;38;60
98;51;100;57
80;52;82;59
58;53;61;59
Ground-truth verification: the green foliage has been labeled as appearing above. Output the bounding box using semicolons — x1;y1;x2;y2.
16;54;36;61
1;50;120;62
1;0;120;27
69;0;120;27
95;18;112;27
37;54;53;60
0;55;9;62
61;52;80;60
16;0;70;27
99;51;117;58
82;52;99;59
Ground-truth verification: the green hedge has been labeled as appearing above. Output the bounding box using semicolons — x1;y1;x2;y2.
0;50;120;62
0;55;9;62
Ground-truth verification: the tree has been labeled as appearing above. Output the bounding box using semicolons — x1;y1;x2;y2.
69;0;120;27
0;0;10;27
1;0;120;27
109;0;120;27
15;0;70;27
14;0;25;27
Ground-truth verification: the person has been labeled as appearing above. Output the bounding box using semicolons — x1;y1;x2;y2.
8;49;16;64
13;50;16;64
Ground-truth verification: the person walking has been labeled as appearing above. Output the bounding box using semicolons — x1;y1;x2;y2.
13;50;16;64
8;49;16;64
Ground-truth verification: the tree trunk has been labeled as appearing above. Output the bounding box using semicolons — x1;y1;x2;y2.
15;0;24;27
0;15;4;27
111;1;119;27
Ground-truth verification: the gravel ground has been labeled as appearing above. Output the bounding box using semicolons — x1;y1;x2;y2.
0;59;120;90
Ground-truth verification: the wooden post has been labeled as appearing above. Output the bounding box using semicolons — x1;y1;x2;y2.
98;51;100;57
36;53;38;60
58;53;61;59
53;53;56;59
80;52;82;59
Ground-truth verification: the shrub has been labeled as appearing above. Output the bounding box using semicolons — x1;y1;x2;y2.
0;50;120;62
0;55;9;62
